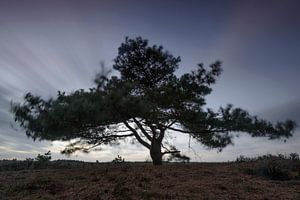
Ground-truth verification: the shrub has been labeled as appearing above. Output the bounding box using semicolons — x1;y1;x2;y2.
289;153;299;161
239;153;300;181
236;155;253;163
112;155;125;164
35;151;52;162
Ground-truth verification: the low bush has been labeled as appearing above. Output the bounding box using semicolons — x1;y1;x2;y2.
35;151;51;162
112;155;125;164
238;153;300;181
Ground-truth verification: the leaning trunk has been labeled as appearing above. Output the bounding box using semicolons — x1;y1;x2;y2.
150;139;162;165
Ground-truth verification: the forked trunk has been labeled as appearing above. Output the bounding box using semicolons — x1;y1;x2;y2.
150;139;162;165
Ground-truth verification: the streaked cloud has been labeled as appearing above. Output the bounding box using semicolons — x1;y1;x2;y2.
0;0;299;162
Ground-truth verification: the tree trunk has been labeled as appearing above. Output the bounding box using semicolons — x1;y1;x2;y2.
150;139;162;165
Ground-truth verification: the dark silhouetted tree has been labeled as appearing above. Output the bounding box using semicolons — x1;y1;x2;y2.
11;37;296;165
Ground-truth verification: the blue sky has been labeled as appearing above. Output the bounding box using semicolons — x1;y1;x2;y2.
0;0;299;162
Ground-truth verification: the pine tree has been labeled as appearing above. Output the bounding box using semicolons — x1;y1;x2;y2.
11;37;296;165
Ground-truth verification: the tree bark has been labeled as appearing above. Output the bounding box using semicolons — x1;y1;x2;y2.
150;139;162;165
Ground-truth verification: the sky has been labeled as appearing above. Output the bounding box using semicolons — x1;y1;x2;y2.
0;0;299;162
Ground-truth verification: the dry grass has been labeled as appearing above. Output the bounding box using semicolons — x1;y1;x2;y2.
1;163;299;200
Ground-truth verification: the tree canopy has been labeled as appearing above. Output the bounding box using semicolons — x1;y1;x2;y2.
11;37;296;165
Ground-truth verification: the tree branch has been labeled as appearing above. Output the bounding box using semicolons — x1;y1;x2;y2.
82;132;134;142
162;150;180;155
161;143;180;155
133;118;153;142
123;121;151;149
114;129;132;133
166;120;177;129
101;133;134;139
165;126;215;134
